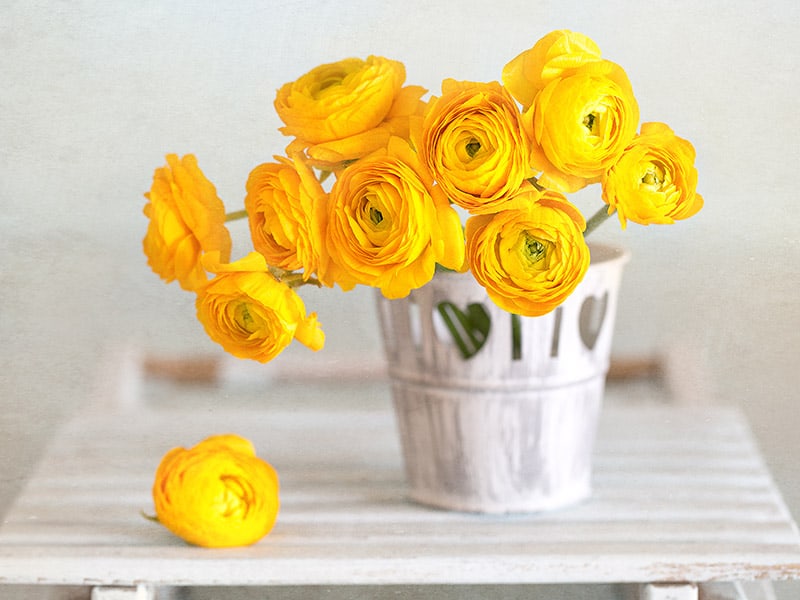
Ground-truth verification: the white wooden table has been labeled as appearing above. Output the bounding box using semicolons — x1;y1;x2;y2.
1;376;799;599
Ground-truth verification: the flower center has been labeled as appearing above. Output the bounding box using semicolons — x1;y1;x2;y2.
359;194;388;230
641;162;667;191
218;475;253;520
234;303;259;334
454;130;491;165
582;106;608;142
465;137;482;158
318;77;341;91
369;205;384;226
311;67;348;98
357;193;391;246
517;232;551;271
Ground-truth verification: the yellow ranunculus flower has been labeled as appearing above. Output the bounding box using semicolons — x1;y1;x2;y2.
502;30;603;110
196;252;325;362
323;137;466;299
245;155;327;279
142;154;232;291
152;434;279;548
523;60;640;193
275;56;420;169
466;185;589;317
419;79;532;215
275;55;404;144
602;122;704;229
302;84;428;171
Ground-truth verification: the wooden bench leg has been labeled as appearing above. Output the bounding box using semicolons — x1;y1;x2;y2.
640;583;699;600
91;585;155;600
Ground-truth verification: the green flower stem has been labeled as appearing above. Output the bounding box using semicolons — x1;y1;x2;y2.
511;313;522;360
225;209;249;222
287;275;322;289
521;176;614;237
275;269;322;289
140;510;160;523
584;206;614;238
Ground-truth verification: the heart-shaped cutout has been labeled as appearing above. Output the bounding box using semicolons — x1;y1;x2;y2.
579;292;608;350
436;301;491;359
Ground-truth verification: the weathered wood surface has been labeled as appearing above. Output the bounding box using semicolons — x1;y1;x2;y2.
0;402;798;589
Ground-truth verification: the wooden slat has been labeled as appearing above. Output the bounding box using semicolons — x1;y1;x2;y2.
0;404;798;588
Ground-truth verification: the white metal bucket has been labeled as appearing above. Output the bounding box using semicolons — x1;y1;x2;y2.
376;244;630;513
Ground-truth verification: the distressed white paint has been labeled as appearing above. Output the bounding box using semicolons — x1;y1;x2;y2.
376;245;629;512
0;403;798;592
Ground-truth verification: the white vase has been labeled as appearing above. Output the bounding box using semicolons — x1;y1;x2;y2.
375;244;630;513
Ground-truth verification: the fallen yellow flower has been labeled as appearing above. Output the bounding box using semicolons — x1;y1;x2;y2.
151;434;279;548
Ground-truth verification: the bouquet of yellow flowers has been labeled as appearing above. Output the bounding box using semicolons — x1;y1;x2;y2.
142;30;703;364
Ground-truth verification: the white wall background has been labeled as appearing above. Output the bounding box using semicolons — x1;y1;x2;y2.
1;0;799;593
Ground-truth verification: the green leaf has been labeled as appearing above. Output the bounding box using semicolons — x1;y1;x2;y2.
436;301;492;359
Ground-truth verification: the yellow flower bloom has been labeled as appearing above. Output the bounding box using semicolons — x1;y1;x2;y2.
602;122;704;228
323;137;466;299
419;79;532;214
275;56;422;169
466;186;589;317
301;85;428;171
502;30;603;110
142;154;232;291
245;155;327;279
152;434;279;548
523;60;640;193
196;252;325;362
